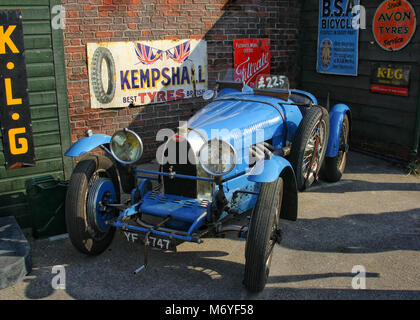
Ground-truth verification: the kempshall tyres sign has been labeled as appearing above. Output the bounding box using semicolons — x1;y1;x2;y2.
87;39;208;109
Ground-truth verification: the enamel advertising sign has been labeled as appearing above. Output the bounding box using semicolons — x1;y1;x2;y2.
317;0;360;76
87;39;207;109
233;38;271;88
370;63;411;96
0;10;35;169
373;0;416;51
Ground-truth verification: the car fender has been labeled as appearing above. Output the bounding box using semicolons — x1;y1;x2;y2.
247;155;291;183
248;155;298;221
326;103;351;158
64;134;111;157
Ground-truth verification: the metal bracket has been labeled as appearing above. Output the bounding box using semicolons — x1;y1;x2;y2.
133;216;173;274
134;231;150;274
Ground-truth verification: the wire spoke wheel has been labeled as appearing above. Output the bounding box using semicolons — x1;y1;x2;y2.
290;107;330;191
302;120;327;185
336;116;349;171
323;114;350;182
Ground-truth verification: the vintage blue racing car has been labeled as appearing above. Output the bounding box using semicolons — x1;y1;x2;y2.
64;73;351;292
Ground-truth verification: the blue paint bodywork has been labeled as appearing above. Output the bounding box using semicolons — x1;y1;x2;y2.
248;156;294;183
139;192;208;231
326;103;351;158
92;179;117;232
64;134;111;157
188;89;303;182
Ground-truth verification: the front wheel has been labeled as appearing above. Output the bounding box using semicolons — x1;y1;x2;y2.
65;156;119;255
244;177;284;292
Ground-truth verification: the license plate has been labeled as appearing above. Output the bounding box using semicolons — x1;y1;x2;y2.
122;231;176;251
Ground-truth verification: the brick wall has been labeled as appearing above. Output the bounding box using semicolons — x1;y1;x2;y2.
62;0;303;160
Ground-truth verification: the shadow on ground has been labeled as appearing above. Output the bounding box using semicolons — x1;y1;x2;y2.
280;208;420;254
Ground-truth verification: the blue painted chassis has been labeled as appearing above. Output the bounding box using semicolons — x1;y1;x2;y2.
65;87;351;244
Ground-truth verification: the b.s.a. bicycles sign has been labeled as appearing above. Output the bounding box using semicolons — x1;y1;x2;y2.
87;39;207;109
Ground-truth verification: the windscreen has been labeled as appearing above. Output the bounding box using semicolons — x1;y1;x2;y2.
216;69;289;91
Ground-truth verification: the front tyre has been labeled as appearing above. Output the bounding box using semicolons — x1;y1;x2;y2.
244;177;284;292
65;156;119;255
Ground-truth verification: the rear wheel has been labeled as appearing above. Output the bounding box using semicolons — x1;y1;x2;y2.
65;156;119;255
323;114;350;182
289;107;329;191
244;177;283;292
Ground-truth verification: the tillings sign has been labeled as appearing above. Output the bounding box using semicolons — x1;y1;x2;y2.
87;39;208;109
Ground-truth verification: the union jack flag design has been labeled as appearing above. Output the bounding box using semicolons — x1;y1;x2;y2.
165;40;191;64
135;43;163;65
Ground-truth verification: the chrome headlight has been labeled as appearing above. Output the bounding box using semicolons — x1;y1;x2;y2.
198;139;236;176
110;129;143;164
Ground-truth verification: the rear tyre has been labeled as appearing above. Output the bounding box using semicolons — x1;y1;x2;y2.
323;114;350;182
244;177;284;292
289;106;329;191
65;156;119;255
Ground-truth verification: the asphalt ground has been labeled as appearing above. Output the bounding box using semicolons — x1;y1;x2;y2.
0;151;419;300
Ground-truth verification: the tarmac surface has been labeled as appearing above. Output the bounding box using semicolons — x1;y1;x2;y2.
0;151;419;300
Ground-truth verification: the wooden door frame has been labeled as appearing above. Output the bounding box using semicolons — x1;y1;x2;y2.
50;0;73;179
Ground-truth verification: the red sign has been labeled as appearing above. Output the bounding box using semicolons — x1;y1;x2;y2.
234;38;270;88
370;84;408;96
373;0;417;51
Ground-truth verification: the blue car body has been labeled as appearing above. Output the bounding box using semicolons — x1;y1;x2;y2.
65;84;350;252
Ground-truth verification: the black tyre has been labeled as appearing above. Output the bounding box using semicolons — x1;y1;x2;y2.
289;106;329;191
244;177;284;292
65;156;119;255
90;47;116;104
323;114;350;182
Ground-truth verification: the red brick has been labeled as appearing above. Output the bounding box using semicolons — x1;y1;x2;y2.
95;31;113;38
67;10;79;18
83;4;95;10
98;5;117;12
65;46;84;53
63;0;302;150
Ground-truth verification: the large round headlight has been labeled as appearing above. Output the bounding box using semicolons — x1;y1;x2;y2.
110;129;143;164
198;139;236;176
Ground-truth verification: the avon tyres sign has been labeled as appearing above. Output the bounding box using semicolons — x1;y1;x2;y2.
0;11;35;169
87;40;207;109
233;38;270;88
373;0;416;51
370;63;411;96
317;0;360;76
